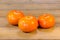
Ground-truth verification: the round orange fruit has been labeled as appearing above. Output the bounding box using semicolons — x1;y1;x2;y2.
18;16;38;32
7;10;24;25
38;14;55;29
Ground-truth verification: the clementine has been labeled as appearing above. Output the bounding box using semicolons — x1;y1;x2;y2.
18;16;38;32
38;14;55;29
7;10;24;25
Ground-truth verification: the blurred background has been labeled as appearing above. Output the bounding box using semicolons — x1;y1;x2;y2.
0;0;60;24
0;0;60;17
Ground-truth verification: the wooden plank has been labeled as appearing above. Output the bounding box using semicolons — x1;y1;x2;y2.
0;4;60;10
0;0;60;4
0;0;30;3
0;17;59;39
0;10;60;17
0;4;25;10
16;4;60;10
32;0;60;4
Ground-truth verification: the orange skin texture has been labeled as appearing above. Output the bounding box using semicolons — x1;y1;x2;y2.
7;10;24;25
18;16;38;32
38;14;55;29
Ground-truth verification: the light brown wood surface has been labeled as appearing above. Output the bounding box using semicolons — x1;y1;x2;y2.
0;17;59;39
0;0;60;39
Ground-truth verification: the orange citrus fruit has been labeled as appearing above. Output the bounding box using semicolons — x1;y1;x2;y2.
38;14;55;28
18;16;38;32
7;10;24;25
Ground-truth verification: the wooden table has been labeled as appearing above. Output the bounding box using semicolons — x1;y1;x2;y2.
0;0;60;40
0;17;59;40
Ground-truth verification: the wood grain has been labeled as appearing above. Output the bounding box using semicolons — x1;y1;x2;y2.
0;4;60;10
0;0;30;3
32;0;60;3
0;1;60;17
0;0;60;4
0;10;60;17
0;0;60;39
0;17;59;39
